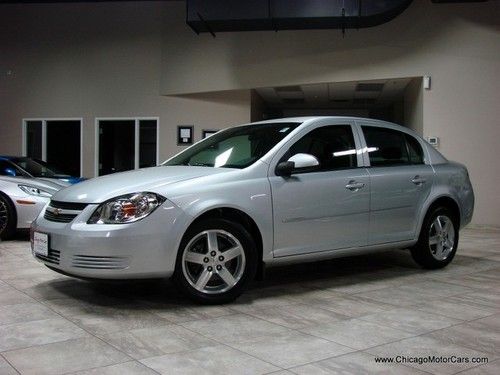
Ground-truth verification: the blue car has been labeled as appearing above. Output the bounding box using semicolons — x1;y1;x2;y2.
0;156;84;185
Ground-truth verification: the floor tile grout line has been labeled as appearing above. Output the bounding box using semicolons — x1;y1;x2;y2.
0;278;143;370
0;352;21;375
452;357;499;374
173;319;288;371
60;360;164;375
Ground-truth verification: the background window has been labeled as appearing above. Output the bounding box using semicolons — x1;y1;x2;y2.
362;126;410;167
26;120;42;160
24;119;81;177
97;118;158;176
286;125;357;171
139;120;158;168
46;120;81;177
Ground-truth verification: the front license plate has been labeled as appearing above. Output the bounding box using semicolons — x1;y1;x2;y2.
33;232;49;257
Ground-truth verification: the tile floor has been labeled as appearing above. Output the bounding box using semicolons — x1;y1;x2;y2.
0;227;499;374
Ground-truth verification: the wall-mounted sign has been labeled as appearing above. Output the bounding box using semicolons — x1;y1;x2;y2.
177;125;194;145
202;129;218;139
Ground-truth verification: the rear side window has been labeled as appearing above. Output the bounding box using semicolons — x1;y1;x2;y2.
405;134;424;164
362;126;424;167
286;125;357;171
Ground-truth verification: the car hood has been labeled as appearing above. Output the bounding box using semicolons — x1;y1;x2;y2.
0;176;67;194
51;166;234;203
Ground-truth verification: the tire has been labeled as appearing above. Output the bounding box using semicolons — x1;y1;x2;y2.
0;194;16;240
411;206;459;269
173;218;257;304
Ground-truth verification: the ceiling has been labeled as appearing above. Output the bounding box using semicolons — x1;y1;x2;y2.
255;78;414;109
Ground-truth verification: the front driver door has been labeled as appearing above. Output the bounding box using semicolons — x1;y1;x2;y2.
269;123;370;258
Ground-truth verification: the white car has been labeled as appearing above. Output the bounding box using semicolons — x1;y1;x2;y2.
0;176;67;239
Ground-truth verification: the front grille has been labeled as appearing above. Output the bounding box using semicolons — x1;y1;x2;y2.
44;210;77;223
43;200;88;223
72;255;129;270
50;201;88;210
35;249;60;265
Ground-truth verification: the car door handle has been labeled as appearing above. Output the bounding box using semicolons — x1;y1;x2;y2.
345;181;365;191
411;175;427;185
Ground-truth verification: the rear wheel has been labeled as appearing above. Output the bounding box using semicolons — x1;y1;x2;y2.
173;218;257;304
411;206;458;269
0;195;16;240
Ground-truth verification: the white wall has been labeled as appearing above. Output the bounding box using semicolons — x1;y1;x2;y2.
0;1;499;226
0;2;251;177
404;78;424;135
159;1;500;226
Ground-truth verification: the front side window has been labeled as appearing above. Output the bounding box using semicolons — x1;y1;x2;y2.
165;123;300;169
362;126;424;167
283;125;358;172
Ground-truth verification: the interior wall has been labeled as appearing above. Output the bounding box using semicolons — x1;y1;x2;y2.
159;1;499;226
404;78;424;134
0;0;499;226
0;2;251;178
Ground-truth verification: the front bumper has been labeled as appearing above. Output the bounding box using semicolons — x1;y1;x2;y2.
14;195;50;229
31;200;190;279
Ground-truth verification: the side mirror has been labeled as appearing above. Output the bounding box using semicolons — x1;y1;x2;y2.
275;153;320;177
3;167;16;177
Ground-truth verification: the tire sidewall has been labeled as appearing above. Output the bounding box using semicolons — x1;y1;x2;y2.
174;218;257;304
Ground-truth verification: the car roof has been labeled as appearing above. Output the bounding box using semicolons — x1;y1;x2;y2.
247;116;411;132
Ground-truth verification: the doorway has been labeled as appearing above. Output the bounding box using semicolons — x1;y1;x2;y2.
96;118;159;176
251;77;423;134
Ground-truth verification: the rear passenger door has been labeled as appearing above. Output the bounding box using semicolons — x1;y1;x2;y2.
360;125;434;244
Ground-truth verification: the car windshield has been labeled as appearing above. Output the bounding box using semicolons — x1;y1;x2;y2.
164;122;300;169
10;157;67;178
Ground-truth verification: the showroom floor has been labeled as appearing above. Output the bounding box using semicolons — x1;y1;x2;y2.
0;228;499;375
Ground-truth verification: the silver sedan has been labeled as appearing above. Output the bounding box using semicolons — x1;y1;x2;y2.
31;117;474;303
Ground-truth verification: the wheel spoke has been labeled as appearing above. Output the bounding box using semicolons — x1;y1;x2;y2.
217;267;237;287
207;231;219;252
434;217;443;232
223;246;242;261
429;236;439;245
445;238;454;248
195;268;213;290
435;243;444;259
185;251;206;265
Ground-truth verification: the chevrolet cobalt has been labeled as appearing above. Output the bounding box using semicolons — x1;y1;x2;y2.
31;117;474;303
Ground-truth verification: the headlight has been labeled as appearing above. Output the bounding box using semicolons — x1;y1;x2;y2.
18;184;52;198
87;192;165;224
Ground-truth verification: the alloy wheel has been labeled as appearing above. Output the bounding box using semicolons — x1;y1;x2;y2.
181;229;246;294
428;215;455;261
0;199;8;234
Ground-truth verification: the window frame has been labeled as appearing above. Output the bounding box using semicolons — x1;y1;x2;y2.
274;123;363;175
94;117;160;177
22;118;83;177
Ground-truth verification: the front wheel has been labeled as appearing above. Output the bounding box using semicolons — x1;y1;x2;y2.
411;207;459;269
0;195;16;240
173;218;257;304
